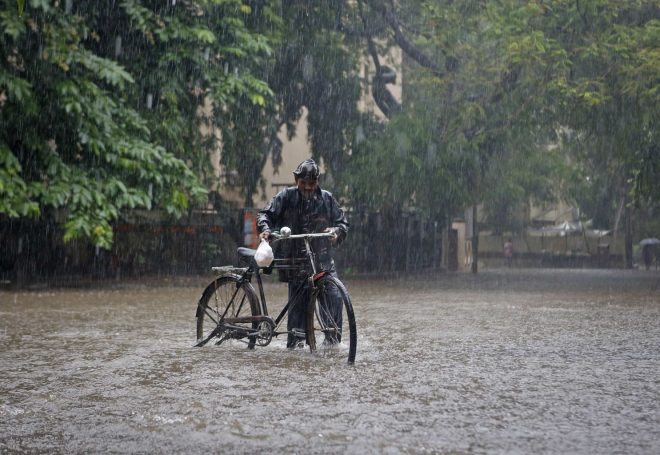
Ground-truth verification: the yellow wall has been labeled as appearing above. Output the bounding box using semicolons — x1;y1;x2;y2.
259;108;313;204
210;46;402;208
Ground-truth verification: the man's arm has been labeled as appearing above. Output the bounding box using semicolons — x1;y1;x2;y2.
328;194;349;245
257;189;287;239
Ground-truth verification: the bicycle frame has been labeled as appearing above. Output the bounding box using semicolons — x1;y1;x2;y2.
262;232;331;319
201;231;335;345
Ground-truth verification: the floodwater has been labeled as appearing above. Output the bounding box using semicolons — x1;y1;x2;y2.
1;269;658;454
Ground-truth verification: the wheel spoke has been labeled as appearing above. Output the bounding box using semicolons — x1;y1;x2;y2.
196;275;261;349
308;275;357;363
201;304;220;326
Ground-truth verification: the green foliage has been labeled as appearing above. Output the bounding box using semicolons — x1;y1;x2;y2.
267;0;362;182
215;1;363;205
2;0;658;251
345;111;470;220
0;0;278;247
346;0;563;229
539;0;660;222
632;145;660;207
0;142;40;217
348;0;658;235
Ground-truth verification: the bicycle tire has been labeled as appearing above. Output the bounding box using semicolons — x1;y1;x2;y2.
196;274;261;349
306;274;357;364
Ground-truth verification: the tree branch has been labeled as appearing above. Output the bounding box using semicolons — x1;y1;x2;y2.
357;0;402;117
366;0;446;77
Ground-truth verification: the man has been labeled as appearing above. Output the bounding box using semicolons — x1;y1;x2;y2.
257;159;349;348
503;238;513;267
642;244;653;270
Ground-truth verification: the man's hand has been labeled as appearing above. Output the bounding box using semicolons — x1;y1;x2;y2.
324;227;339;244
259;230;271;241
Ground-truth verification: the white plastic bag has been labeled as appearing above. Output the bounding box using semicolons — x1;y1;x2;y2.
254;239;274;267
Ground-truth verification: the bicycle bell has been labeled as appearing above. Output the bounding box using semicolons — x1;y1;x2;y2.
280;226;291;238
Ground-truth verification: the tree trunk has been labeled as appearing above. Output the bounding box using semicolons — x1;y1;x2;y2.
244;188;253;209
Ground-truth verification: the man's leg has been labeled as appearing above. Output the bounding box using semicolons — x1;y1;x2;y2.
287;280;309;348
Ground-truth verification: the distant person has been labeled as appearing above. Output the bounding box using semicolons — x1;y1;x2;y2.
503;238;514;267
642;244;653;270
257;159;349;349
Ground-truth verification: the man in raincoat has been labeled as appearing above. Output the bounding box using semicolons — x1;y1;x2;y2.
257;159;349;348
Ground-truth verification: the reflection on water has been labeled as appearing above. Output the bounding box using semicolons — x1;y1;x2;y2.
1;269;659;453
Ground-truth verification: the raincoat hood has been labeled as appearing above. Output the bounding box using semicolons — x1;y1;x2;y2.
293;159;320;180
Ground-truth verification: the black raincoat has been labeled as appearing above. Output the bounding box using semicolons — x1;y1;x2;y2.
257;185;349;348
257;186;349;278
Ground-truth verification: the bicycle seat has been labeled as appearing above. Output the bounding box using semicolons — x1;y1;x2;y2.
237;247;256;258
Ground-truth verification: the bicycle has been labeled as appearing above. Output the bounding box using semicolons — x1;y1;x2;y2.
194;228;357;364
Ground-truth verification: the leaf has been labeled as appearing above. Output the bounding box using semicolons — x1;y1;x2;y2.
192;27;216;44
1;9;26;37
249;93;265;106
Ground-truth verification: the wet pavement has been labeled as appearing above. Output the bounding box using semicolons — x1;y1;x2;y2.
1;268;659;454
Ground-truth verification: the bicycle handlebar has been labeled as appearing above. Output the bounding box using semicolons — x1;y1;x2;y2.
284;232;334;239
269;228;336;241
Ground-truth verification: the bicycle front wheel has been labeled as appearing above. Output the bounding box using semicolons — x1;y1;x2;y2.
307;274;357;364
196;275;261;348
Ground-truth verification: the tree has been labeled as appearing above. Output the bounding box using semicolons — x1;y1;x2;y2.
345;0;566;271
211;1;365;206
344;0;658;271
538;0;660;266
0;0;277;248
269;1;362;185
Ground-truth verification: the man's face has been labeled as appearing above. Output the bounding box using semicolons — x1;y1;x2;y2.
296;177;319;200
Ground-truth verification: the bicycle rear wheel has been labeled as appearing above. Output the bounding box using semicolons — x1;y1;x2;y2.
307;274;357;364
196;274;261;348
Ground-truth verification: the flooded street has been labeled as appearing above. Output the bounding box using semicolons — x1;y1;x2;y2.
1;269;659;454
